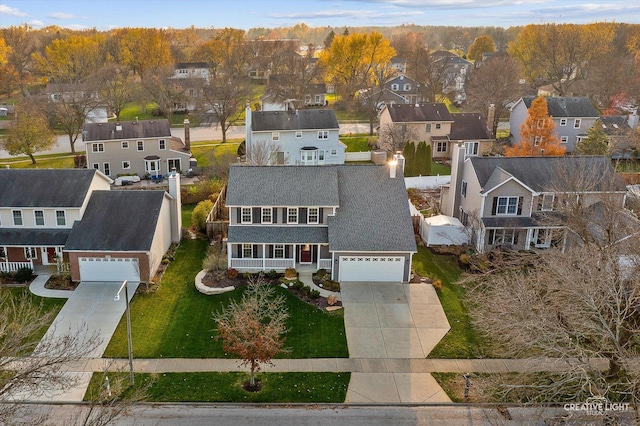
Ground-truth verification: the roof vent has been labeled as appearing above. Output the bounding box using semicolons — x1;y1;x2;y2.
115;125;122;131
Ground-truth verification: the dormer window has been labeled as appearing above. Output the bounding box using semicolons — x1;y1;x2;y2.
404;84;411;91
391;84;399;91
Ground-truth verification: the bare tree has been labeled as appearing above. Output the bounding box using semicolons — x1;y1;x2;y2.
245;139;287;165
95;65;132;120
212;277;289;390
378;123;418;154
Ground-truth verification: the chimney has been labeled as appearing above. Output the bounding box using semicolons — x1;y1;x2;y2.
393;152;405;174
487;104;496;137
245;102;252;154
628;109;639;130
389;159;398;179
183;119;190;152
445;143;465;217
168;169;182;244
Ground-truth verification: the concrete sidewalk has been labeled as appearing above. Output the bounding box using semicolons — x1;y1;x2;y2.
28;274;73;299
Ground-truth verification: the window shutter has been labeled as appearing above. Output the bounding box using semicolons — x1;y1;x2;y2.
285;246;290;258
488;230;495;244
517;197;523;215
253;207;261;224
268;245;273;257
491;197;498;215
253;245;258;258
237;245;242;258
319;208;324;223
300;208;307;224
273;208;278;223
236;208;241;223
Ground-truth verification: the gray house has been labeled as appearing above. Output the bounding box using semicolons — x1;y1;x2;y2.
245;106;345;165
441;146;627;253
509;96;599;153
225;164;416;282
83;119;193;178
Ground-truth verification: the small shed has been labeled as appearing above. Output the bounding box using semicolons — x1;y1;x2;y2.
421;214;468;247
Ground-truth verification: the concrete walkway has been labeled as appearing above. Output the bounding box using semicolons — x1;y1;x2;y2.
28;274;73;299
298;270;341;300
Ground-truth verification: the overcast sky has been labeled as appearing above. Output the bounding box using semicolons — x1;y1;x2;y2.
1;0;639;30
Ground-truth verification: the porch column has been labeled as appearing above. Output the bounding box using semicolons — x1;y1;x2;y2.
293;244;297;268
262;244;266;269
525;229;533;250
227;243;232;269
316;244;320;265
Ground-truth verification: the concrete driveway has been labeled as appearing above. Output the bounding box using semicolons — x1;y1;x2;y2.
29;281;139;402
341;282;451;403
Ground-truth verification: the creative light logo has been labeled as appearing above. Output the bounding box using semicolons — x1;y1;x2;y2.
564;396;631;416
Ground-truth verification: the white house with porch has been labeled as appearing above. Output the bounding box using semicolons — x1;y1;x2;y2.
225;163;416;282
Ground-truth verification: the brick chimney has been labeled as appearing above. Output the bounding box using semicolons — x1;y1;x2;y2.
487;104;496;137
183;119;191;152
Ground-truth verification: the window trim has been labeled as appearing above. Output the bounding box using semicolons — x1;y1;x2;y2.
24;247;37;259
137;140;144;151
287;207;298;224
295;131;302;138
436;141;447;153
435;123;441;130
34;210;45;226
122;161;131;170
574;118;582;129
241;207;252;224
465;141;479;156
56;210;66;226
307;207;319;224
272;132;279;142
92;143;104;153
559;118;567;126
274;244;284;259
560;136;568;144
261;207;272;224
242;244;252;258
330;149;337;156
318;130;329;140
496;196;519;215
121;141;129;149
159;139;166;150
12;210;23;226
426;123;432;133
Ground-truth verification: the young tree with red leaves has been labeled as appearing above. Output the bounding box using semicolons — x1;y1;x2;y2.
505;96;566;157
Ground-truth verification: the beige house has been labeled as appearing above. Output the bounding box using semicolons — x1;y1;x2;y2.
83;119;193;179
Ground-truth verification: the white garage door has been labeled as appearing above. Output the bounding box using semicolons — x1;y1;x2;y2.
78;257;140;282
338;256;405;282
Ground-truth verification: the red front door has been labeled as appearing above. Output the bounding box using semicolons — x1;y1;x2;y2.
47;247;56;264
300;245;311;263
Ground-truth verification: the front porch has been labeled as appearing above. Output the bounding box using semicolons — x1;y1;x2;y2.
228;242;332;274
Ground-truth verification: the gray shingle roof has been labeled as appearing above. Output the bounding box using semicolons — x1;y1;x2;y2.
226;166;340;207
469;156;626;193
522;96;598;118
0;228;71;246
64;190;167;251
251;109;338;131
385;103;453;123
0;169;101;207
449;113;493;140
83;119;171;141
228;226;328;244
327;166;417;252
599;116;631;135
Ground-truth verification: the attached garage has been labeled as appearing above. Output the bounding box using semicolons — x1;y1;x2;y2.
78;257;140;282
338;255;405;282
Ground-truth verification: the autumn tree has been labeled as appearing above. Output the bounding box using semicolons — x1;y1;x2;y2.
467;35;495;65
212;278;289;390
2;24;40;95
575;121;609;156
32;33;106;82
465;54;524;136
320;32;395;102
120;28;173;76
505;96;565;157
96;64;132;120
0;36;9;65
2;99;55;164
509;23;615;96
140;65;194;122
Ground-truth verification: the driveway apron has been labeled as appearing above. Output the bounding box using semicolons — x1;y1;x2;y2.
341;282;451;403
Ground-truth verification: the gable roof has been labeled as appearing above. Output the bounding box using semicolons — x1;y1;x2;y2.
521;96;599;118
449;113;493;140
251;109;339;132
64;190;167;252
83;119;171;141
328;166;416;252
469;156;626;193
599;116;632;135
0;169;106;208
384;103;453;123
226;166;340;207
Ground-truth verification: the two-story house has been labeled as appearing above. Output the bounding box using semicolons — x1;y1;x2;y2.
0;169;183;283
378;103;454;157
172;62;211;82
225;162;416;282
362;74;429;107
440;146;627;253
245;106;345;165
83;119;193;178
449;113;495;157
509;96;600;153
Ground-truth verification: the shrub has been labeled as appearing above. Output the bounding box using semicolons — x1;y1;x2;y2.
161;258;170;265
202;245;226;272
192;199;214;231
315;269;328;279
284;267;297;279
14;267;34;283
300;285;311;296
265;269;280;280
324;281;341;292
309;289;321;299
291;280;304;291
226;268;239;279
327;295;338;306
432;278;443;292
459;253;471;266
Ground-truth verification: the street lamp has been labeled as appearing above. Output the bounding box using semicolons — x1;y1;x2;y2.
114;280;134;386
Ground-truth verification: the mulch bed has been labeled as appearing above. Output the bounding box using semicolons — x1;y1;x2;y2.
45;274;78;290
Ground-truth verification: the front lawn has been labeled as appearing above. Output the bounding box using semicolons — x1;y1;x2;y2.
85;371;350;403
1;288;67;345
1;156;75;169
431;161;451;175
104;239;348;359
411;246;483;358
191;142;241;167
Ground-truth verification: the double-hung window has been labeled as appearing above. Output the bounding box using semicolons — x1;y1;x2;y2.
159;139;166;150
274;244;284;258
261;207;272;224
242;244;253;258
436;142;447;153
574;118;581;129
34;210;45;226
287;208;298;224
318;131;328;140
308;207;319;224
465;142;479;156
56;210;66;226
496;196;519;215
241;207;252;224
13;210;23;226
137;141;144;151
92;143;104;153
559;118;567;126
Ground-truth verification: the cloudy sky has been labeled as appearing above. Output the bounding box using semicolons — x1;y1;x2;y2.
1;0;639;30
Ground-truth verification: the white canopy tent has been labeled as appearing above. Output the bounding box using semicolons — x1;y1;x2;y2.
421;214;469;247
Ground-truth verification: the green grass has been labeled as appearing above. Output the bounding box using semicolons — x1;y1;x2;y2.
411;246;482;358
431;161;451;176
2;288;67;345
431;372;465;402
181;203;195;229
341;134;373;152
103;239;348;359
1;156;75;169
85;371;350;403
113;103;201;126
191;142;241;167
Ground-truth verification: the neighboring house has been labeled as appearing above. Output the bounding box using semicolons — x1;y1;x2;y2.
225;163;416;282
440;146;627;253
172;62;210;82
601;115;639;160
261;80;327;111
83;119;193;178
449;113;495;157
245;106;345;165
46;82;98;103
0;169;182;283
509;96;599;153
378;103;454;157
430;51;472;95
391;56;407;74
363;74;428;106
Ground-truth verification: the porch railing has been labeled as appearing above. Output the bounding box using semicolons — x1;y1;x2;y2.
230;258;295;270
318;259;332;270
264;258;295;269
0;261;33;273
